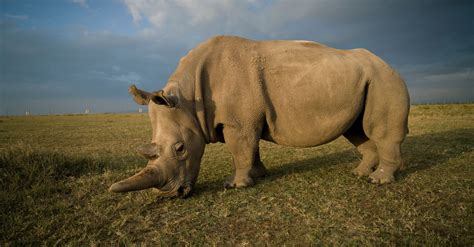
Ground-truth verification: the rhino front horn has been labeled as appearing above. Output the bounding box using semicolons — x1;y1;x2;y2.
109;166;164;193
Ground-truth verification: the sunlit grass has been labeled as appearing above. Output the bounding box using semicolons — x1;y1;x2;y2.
1;104;473;245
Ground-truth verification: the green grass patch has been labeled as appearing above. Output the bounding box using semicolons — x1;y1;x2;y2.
1;105;473;245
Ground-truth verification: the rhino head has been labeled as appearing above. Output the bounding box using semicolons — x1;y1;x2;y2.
109;85;205;197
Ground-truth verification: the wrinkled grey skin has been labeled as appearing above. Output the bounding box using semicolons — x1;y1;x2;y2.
109;36;410;197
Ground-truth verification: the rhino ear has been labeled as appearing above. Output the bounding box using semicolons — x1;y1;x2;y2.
151;90;176;108
129;85;152;105
137;143;159;160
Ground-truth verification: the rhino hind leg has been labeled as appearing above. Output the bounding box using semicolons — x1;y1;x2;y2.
363;93;408;184
223;126;267;189
366;142;401;184
355;67;409;184
343;118;379;177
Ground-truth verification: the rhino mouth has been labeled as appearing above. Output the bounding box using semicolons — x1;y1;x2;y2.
153;175;193;198
154;183;192;198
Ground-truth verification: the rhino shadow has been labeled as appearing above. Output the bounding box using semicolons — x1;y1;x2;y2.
194;128;474;194
396;128;473;179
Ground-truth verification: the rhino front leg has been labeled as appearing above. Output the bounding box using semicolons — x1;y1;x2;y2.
223;126;267;188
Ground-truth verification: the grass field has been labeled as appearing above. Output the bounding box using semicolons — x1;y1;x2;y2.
1;104;473;245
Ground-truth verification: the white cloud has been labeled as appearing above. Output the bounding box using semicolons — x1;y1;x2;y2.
420;69;474;84
110;72;142;84
119;0;363;40
122;0;270;37
72;0;89;8
112;65;121;72
124;0;232;26
4;14;29;20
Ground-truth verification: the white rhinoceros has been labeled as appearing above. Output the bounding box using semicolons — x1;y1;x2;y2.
109;36;410;197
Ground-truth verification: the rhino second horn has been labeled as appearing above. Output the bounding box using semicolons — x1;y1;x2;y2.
109;166;164;193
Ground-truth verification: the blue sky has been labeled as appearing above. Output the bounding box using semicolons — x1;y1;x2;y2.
1;0;473;115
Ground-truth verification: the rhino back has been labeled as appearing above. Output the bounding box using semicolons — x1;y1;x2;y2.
258;40;371;146
195;37;369;146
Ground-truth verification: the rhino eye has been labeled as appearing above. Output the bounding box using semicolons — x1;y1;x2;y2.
173;142;187;159
176;143;184;152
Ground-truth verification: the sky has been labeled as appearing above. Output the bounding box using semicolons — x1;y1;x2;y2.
1;0;473;115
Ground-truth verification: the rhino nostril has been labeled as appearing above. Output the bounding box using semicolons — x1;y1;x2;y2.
177;185;192;198
177;186;184;195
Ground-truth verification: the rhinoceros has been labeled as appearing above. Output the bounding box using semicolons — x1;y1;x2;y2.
109;36;410;197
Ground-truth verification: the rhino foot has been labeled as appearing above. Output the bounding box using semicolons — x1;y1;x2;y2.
352;165;373;177
368;168;395;184
224;175;255;189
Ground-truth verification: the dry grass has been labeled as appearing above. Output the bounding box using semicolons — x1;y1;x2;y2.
1;104;473;245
